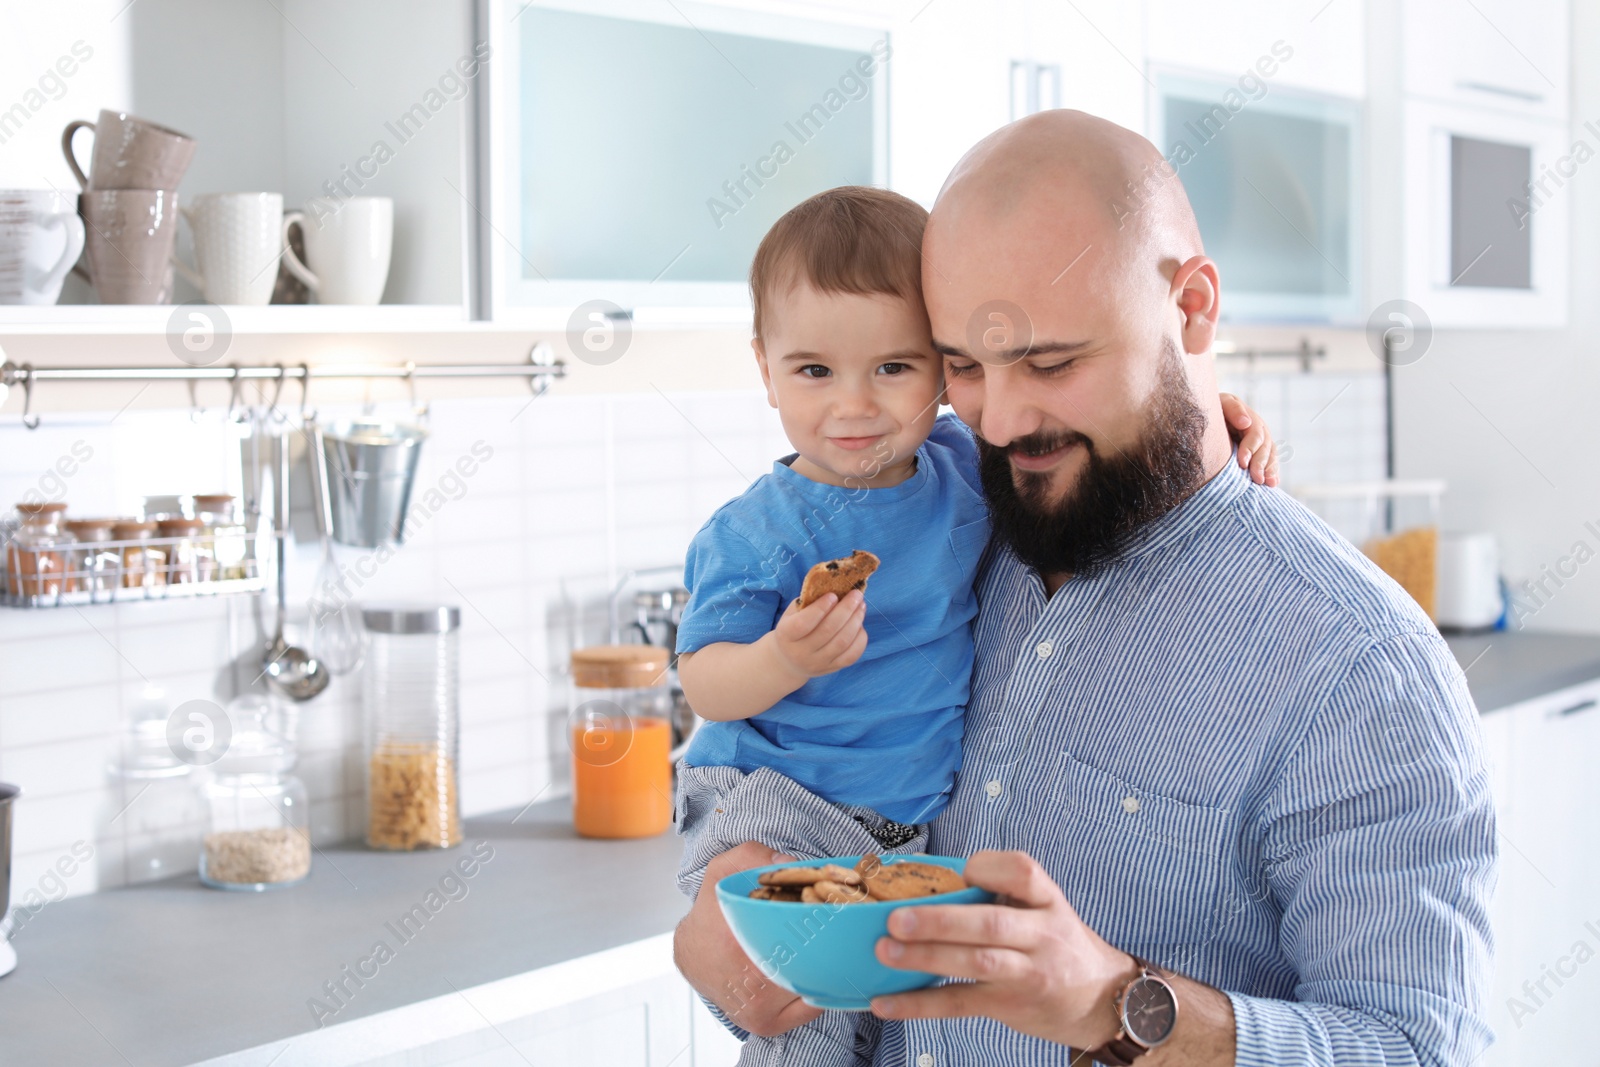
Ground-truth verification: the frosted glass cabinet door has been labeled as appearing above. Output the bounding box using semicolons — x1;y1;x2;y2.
484;0;889;318
1151;72;1361;324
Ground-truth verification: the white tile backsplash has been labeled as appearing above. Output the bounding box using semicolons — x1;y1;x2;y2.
0;369;1384;904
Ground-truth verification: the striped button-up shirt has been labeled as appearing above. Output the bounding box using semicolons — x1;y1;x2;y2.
871;461;1496;1066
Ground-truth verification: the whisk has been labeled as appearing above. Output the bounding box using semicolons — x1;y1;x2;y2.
307;417;365;675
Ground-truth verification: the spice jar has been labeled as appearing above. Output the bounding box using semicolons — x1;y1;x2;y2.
141;495;189;522
157;517;210;583
362;605;461;850
194;494;247;580
199;696;310;891
569;645;673;839
113;520;166;589
7;502;68;599
63;519;122;596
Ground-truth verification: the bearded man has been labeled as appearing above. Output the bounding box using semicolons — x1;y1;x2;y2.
676;110;1496;1067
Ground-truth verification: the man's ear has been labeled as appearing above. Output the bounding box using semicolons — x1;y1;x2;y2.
753;338;778;409
1170;255;1220;356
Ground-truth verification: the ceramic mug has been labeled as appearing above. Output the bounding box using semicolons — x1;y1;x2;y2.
62;109;196;192
281;196;393;305
0;191;87;305
77;189;180;304
171;192;284;306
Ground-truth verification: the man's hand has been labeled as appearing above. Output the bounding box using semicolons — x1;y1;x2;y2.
673;842;824;1039
869;850;1140;1049
769;590;867;680
1219;391;1280;487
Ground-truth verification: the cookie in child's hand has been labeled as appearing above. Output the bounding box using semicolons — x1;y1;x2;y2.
799;550;880;608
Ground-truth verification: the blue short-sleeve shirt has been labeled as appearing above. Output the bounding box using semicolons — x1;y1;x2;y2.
676;413;989;825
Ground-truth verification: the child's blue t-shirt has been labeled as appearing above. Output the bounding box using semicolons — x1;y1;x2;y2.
676;413;990;825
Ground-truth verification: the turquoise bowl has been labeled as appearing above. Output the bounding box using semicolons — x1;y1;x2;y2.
715;854;994;1011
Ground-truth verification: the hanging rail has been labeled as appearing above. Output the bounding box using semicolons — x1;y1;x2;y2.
0;343;564;428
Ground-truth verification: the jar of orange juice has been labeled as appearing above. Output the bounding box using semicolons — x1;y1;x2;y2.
569;645;673;839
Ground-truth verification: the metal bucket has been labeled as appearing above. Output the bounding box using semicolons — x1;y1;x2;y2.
318;419;427;548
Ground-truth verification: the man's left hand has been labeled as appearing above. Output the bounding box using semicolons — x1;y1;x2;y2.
870;850;1140;1050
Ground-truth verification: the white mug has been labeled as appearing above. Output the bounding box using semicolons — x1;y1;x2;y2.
281;197;393;305
172;192;285;306
0;190;87;305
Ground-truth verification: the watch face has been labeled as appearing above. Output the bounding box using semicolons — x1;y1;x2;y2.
1123;976;1178;1046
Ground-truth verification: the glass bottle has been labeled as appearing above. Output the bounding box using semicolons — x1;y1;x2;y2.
63;519;122;596
157;517;209;583
112;698;207;885
362;605;461;850
198;697;310;891
193;494;247;581
569;644;673;839
7;502;68;600
113;520;167;589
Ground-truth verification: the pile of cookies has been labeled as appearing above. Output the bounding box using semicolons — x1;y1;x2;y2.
749;854;968;903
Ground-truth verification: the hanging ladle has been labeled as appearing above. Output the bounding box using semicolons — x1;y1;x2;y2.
263;425;330;701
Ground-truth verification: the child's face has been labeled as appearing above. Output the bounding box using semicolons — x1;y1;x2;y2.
754;282;942;488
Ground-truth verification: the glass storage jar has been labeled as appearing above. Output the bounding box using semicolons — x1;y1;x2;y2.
569;644;673;839
7;501;68;599
112;697;207;885
156;517;210;583
194;494;247;580
113;520;166;588
63;518;122;595
198;697;310;891
362;605;461;850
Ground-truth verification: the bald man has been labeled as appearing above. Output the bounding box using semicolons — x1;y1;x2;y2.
676;112;1495;1067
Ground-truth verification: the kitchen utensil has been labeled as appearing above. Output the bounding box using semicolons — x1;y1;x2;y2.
318;419;427;548
1436;532;1504;631
61;109;196;191
76;189;180;304
281;197;394;305
263;429;329;702
362;605;461;850
0;782;19;978
569;644;673;839
171;192;285;306
308;419;364;675
716;855;993;1010
0;190;86;305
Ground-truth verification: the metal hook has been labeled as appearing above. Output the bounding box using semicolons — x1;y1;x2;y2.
404;360;429;424
297;363;312;420
19;363;39;430
225;364;245;423
264;363;288;423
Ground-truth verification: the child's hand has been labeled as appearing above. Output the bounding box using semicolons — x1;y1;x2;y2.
770;590;868;680
1220;392;1281;488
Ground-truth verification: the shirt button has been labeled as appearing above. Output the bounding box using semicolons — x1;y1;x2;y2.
985;779;1003;799
918;1056;934;1067
1122;796;1141;814
1035;639;1053;659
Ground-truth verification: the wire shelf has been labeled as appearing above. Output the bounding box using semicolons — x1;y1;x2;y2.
1;530;266;609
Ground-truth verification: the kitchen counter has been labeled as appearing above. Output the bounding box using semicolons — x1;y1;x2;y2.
0;800;688;1067
1447;630;1600;712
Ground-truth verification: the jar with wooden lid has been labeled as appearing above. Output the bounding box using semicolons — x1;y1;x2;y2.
7;502;68;598
157;517;210;583
193;494;247;580
113;520;166;589
63;519;122;595
569;644;673;839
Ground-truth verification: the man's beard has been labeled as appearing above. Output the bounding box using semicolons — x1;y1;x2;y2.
977;338;1208;578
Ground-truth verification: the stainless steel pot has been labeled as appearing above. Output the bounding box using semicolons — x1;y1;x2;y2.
1;782;18;975
318;419;427;548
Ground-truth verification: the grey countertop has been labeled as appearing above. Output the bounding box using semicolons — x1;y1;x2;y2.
4;632;1596;1066
1446;629;1600;712
0;801;687;1067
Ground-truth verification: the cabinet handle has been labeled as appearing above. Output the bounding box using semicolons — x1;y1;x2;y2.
1556;698;1598;718
1456;80;1545;104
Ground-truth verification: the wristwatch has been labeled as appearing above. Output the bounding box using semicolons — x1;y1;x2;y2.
1081;958;1179;1066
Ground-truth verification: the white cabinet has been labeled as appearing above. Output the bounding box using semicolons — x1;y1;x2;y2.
1480;679;1600;1067
1145;0;1365;98
1403;0;1570;120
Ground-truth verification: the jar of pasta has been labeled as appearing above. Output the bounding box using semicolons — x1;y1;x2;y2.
362;605;461;850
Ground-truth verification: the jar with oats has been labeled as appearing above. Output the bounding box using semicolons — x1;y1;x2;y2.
362;604;461;850
199;696;311;891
